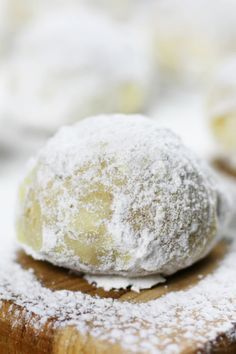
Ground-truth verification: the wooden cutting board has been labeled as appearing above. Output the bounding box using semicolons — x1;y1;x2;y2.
0;239;236;354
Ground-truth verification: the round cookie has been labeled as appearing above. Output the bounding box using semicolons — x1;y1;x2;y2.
16;115;226;277
87;0;236;85
1;5;153;132
207;57;236;169
146;0;236;85
0;0;55;53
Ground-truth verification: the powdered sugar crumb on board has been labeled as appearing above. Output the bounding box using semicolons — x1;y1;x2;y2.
84;273;166;292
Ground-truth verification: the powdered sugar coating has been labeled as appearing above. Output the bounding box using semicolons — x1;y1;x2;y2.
17;115;225;277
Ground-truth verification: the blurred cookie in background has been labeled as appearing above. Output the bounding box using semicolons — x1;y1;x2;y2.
152;0;236;87
0;0;49;54
207;57;236;172
85;0;155;21
0;0;80;42
85;0;236;88
0;4;154;133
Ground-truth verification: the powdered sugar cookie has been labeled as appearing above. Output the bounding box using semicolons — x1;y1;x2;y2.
16;115;226;277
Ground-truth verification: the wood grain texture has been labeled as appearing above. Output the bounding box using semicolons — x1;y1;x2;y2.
0;239;236;354
213;159;236;179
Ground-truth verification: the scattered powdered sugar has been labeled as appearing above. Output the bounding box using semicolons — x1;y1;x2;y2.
0;236;236;353
17;115;228;278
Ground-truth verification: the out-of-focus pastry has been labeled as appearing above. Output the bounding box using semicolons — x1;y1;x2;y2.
207;57;236;170
0;5;153;132
152;0;236;85
86;0;236;86
0;0;46;53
